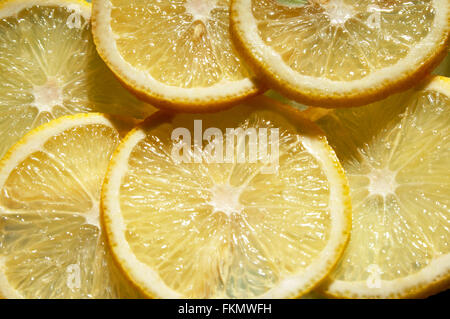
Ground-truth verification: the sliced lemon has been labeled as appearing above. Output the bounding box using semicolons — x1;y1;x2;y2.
315;76;450;298
102;96;351;298
92;0;261;112
435;51;450;76
0;113;140;298
231;0;450;107
0;0;154;160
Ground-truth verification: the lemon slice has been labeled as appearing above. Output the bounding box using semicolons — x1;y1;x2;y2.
315;76;450;298
102;96;351;298
92;0;261;112
0;0;154;160
435;51;450;76
231;0;450;107
0;113;140;298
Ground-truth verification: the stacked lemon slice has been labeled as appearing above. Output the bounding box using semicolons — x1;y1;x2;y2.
0;0;154;159
316;76;450;298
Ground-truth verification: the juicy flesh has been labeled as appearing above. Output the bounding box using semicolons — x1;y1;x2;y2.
110;0;251;88
317;88;450;283
119;106;333;298
0;124;135;298
0;5;150;159
253;0;435;80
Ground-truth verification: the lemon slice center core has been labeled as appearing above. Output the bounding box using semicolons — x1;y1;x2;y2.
32;77;63;113
185;0;217;23
321;0;354;26
208;184;244;217
367;168;398;198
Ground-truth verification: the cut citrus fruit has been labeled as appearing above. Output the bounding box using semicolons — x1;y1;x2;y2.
315;76;450;298
231;0;450;108
92;0;261;112
0;113;140;298
101;96;351;298
0;0;154;160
